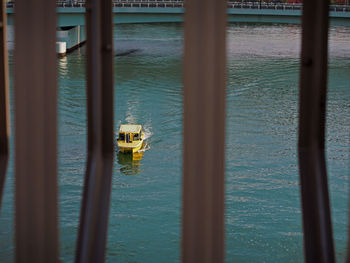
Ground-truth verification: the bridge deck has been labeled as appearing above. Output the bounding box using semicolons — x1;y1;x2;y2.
6;2;350;27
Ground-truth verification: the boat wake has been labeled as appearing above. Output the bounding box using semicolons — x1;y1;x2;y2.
135;141;150;153
142;126;153;141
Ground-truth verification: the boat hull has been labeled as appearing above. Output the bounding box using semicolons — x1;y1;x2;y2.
118;140;144;153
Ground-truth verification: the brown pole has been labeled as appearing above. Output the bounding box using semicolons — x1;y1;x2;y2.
0;0;10;211
75;0;114;262
14;0;59;262
182;0;226;262
298;0;335;262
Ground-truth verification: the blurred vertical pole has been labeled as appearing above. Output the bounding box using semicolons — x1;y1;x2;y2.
298;0;335;262
75;0;114;262
14;0;59;262
347;202;350;263
0;0;9;211
182;0;226;262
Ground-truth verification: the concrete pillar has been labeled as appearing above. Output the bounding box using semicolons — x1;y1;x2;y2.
56;25;86;56
56;42;66;57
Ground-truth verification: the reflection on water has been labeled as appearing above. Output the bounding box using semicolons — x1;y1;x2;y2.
57;56;68;76
117;152;142;175
116;141;150;175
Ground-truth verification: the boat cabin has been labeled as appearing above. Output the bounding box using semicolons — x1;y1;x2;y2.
118;124;143;143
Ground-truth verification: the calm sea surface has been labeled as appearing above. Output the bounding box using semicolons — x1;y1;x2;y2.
1;23;349;262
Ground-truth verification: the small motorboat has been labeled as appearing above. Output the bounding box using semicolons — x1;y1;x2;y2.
117;124;144;154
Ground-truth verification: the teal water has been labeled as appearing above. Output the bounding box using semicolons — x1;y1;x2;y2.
1;23;349;262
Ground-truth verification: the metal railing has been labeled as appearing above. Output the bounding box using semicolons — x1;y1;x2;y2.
110;2;184;8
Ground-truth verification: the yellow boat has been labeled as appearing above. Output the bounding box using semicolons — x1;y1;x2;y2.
117;124;144;154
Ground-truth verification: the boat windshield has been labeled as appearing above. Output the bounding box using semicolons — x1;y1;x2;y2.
133;133;140;140
119;133;125;141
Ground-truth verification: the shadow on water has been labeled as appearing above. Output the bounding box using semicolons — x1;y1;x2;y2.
115;49;140;57
117;151;143;176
